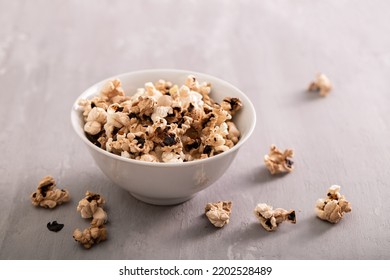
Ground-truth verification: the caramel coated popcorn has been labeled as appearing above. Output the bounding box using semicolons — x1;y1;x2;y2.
315;185;351;223
264;144;294;175
254;203;296;232
205;201;232;228
77;75;242;162
31;176;70;208
308;73;332;97
74;191;108;249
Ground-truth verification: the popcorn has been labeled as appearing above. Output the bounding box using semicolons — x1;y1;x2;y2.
31;176;70;209
264;144;294;175
315;185;351;223
73;225;107;249
308;73;332;97
74;191;108;249
205;201;232;228
76;191;107;226
254;203;296;232
99;79;125;103
221;97;243;116
47;221;64;232
226;121;240;145
78;75;242;162
84;107;107;135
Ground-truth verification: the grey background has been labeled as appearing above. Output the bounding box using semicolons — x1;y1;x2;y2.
1;0;389;259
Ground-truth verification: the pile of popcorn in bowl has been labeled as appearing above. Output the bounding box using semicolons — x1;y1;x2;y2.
71;70;256;205
77;74;243;163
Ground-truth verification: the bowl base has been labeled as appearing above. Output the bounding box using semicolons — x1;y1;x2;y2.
130;192;195;206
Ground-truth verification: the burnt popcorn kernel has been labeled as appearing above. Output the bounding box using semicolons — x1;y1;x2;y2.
223;97;241;110
265;219;272;229
86;194;101;203
40;182;53;197
85;133;99;145
91;102;96;108
287;211;296;222
112;127;120;135
185;139;200;151
203;106;212;114
128;112;138;119
163;134;177;146
135;136;145;148
285;158;294;168
47;221;64;232
201;113;215;128
188;103;195;112
176;117;186;128
203;145;212;155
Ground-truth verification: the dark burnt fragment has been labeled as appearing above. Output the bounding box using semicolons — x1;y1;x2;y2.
47;221;64;232
135;136;145;148
163;133;177;146
287;211;296;223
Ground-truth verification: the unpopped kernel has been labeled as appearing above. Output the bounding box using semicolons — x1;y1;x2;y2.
315;185;351;223
254;203;296;232
77;75;242;163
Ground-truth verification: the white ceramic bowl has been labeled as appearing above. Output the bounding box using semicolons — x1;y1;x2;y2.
71;69;256;205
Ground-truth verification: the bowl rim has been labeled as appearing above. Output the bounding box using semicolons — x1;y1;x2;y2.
71;68;256;168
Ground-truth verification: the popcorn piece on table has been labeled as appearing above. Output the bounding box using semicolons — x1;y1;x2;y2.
31;176;70;209
308;73;332;97
254;203;296;232
205;201;232;228
74;191;108;249
264;144;294;175
73;225;107;249
315;185;351;223
76;191;108;227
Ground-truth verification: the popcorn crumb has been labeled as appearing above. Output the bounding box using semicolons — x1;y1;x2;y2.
205;201;232;228
264;145;294;175
315;185;351;223
254;203;296;232
31;176;70;209
308;73;332;97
